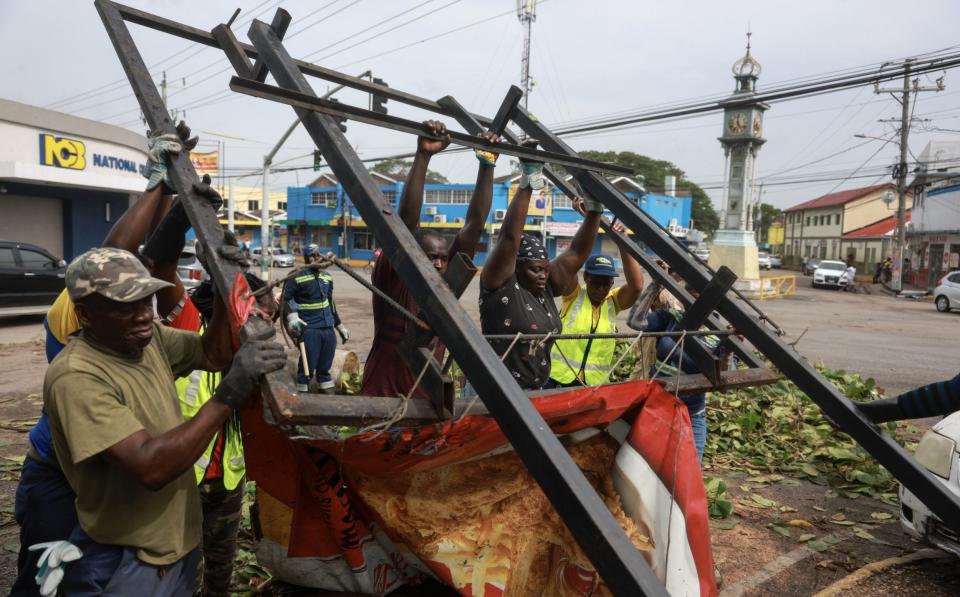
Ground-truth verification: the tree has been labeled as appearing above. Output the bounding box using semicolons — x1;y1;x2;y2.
576;151;719;235
370;159;448;184
756;203;781;244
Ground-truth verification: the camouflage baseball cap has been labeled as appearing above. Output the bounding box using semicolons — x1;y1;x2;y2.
66;247;173;302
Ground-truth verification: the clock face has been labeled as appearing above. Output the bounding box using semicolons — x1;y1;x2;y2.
752;114;762;136
728;112;747;135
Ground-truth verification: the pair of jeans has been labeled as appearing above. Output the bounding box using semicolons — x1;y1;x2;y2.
688;407;707;463
12;456;78;596
62;524;200;596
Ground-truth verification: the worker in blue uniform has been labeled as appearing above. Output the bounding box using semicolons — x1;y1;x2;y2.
284;245;349;393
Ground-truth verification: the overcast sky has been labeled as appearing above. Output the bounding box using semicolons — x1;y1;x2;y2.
3;0;959;210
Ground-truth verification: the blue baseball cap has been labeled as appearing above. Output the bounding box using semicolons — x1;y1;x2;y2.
584;254;617;277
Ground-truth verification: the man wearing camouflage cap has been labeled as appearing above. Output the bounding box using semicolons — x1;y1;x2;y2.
42;247;285;594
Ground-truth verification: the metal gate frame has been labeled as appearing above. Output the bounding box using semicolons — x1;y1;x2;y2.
93;1;960;594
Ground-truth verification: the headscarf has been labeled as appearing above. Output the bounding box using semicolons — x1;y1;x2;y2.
516;233;548;263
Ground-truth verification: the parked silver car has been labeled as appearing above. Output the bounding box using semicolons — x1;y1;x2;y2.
769;254;783;268
177;245;205;290
251;247;296;267
934;270;960;312
802;258;822;276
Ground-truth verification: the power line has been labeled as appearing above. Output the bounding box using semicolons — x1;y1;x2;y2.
45;0;283;112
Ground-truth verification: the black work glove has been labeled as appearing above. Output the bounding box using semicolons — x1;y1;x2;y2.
856;397;905;424
142;174;223;264
175;120;199;152
213;324;287;409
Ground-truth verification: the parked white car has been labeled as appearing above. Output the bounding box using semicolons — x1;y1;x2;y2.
694;247;710;262
812;260;849;289
934;270;960;312
758;251;772;270
769;254;783;268
899;410;960;557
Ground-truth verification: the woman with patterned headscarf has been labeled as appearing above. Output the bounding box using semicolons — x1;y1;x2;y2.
479;156;604;390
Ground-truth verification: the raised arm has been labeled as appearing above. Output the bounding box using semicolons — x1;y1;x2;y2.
481;185;532;290
549;196;602;295
457;131;500;257
610;220;645;309
396;120;451;231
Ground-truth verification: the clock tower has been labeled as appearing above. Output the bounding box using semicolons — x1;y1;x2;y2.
709;33;769;283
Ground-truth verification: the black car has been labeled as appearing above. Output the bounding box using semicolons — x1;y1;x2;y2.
0;241;66;313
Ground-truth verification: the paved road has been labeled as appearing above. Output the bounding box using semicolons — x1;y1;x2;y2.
0;267;955;395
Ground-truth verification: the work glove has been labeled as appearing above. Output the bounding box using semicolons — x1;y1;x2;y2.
29;540;82;597
336;323;350;343
520;139;546;191
214;324;287;409
286;313;306;335
143;121;198;191
474;130;501;167
582;195;604;214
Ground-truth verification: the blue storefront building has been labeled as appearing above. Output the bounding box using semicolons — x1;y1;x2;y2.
281;172;696;266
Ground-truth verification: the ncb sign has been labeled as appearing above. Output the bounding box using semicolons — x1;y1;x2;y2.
39;133;86;170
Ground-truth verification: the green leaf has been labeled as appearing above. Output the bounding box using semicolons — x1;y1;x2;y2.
712;520;739;530
853;527;876;540
800;463;820;477
750;494;779;508
807;540;830;552
870;512;894;521
768;524;792;538
797;533;817;543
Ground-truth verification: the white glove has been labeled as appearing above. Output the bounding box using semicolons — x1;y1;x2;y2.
286;312;306;334
518;158;545;191
582;195;604;214
336;324;350;343
30;541;82;597
143;133;183;191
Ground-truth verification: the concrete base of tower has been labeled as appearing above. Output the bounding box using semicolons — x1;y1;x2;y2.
709;229;760;281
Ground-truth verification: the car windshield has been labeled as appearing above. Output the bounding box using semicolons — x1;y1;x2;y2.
819;261;845;271
758;253;769;258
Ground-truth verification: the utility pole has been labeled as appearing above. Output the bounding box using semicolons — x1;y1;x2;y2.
517;0;537;110
874;59;944;291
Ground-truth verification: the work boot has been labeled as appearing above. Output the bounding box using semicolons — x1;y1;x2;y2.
318;384;336;396
296;383;309;393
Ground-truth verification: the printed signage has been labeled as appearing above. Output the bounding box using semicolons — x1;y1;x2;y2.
39;133;144;175
39;133;86;170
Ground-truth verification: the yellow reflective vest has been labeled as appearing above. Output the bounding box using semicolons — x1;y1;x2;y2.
550;286;618;385
175;344;245;490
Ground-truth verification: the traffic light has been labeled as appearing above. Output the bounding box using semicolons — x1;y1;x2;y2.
372;77;388;114
327;98;348;133
313;150;321;171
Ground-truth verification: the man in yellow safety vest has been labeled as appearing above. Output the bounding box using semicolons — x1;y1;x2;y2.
549;222;645;387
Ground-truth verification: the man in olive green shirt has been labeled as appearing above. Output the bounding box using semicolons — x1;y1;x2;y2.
44;247;285;594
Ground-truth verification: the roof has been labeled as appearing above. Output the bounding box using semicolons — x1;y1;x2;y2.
843;210;910;239
308;170;396;187
0;97;146;154
784;183;894;213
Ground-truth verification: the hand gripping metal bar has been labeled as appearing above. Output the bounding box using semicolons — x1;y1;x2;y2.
243;17;666;596
510;107;960;535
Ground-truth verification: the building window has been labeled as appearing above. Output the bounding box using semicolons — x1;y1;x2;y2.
352;230;375;250
835;214;840;225
381;190;397;205
806;216;810;226
424;189;471;204
311;191;338;207
248;200;259;212
279;201;287;211
553;194;573;210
